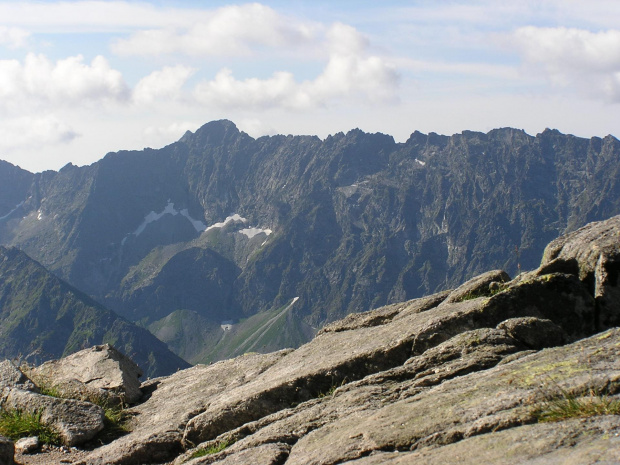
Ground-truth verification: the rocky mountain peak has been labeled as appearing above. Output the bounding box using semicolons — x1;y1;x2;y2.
185;119;246;148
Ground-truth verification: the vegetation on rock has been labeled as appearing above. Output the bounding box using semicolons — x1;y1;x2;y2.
0;410;61;445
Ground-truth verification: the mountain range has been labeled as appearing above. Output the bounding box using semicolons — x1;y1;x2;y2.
0;120;619;365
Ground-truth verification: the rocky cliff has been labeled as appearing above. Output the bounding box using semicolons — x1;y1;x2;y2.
1;215;619;465
1;121;619;365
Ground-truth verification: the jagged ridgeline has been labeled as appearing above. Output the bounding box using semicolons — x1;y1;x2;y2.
0;120;619;365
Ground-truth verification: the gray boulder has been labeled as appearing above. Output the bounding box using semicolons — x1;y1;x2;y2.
26;344;143;404
14;437;38;455
443;270;511;304
496;317;567;349
41;377;123;408
344;416;620;464
539;214;620;328
0;436;13;465
0;388;104;446
0;361;36;391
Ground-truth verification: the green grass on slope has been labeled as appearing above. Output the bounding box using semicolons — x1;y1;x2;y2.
193;298;315;364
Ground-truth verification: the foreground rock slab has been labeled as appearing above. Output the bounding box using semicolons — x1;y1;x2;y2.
347;416;620;465
0;389;104;446
79;350;292;465
25;344;143;404
0;361;36;392
284;328;620;465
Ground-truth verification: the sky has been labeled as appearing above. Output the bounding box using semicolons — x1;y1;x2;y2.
0;0;619;173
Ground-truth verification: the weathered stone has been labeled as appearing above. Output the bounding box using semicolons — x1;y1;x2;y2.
26;344;143;404
174;327;528;464
284;328;620;465
185;271;596;450
14;437;39;455
319;291;450;334
497;317;567;349
77;350;292;465
345;416;620;464
1;388;104;446
539;215;620;328
0;361;36;392
186;443;290;465
443;270;511;304
0;436;13;465
45;378;123;407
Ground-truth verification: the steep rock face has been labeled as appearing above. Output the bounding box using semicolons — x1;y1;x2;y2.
1;122;620;362
0;246;189;377
72;215;620;465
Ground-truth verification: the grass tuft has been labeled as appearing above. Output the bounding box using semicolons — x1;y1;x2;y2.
318;378;348;399
190;440;230;459
0;409;61;445
91;398;132;443
533;388;620;422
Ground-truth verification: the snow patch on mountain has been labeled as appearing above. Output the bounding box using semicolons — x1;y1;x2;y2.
240;227;272;239
205;214;248;232
122;200;207;246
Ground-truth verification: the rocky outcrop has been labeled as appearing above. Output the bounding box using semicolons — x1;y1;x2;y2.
25;345;143;405
539;214;620;329
0;343;149;465
0;389;104;447
0;361;36;392
63;215;620;465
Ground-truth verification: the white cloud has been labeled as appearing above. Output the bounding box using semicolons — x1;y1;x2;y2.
513;27;620;102
143;121;200;143
0;1;199;32
237;118;278;139
0;53;129;110
193;22;399;110
0;115;79;153
112;3;317;57
133;65;196;105
0;26;30;49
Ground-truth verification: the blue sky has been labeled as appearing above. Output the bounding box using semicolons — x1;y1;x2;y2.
0;0;619;172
